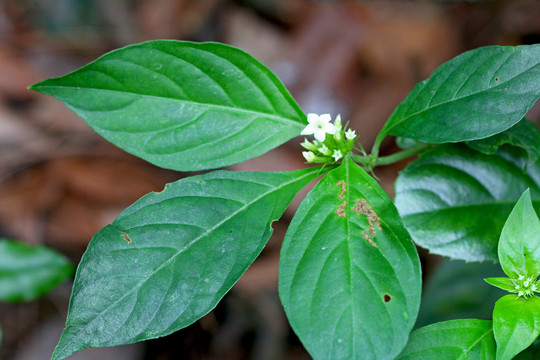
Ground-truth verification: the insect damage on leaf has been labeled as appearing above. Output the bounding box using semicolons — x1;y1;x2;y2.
336;180;346;199
336;201;347;217
122;232;132;243
352;199;381;248
383;294;392;303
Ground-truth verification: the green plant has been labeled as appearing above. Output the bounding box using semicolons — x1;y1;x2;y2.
0;239;74;348
399;189;540;359
29;41;540;359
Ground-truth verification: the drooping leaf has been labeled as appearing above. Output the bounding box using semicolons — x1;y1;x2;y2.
0;239;74;303
467;119;540;167
381;45;540;143
398;319;496;360
485;277;519;293
497;189;540;278
395;144;540;261
416;259;505;328
51;168;320;360
493;295;540;360
30;40;305;171
279;157;421;360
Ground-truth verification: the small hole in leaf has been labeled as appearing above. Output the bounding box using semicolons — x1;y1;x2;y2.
383;294;392;303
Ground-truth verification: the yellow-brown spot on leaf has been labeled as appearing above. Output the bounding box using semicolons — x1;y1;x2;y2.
122;232;132;243
336;180;346;199
361;231;378;248
353;199;381;247
336;201;347;217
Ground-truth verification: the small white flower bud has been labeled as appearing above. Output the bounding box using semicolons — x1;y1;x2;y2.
302;151;316;162
332;150;343;162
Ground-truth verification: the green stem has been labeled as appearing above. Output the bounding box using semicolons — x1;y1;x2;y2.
374;144;427;166
350;144;427;167
371;132;386;158
349;154;371;165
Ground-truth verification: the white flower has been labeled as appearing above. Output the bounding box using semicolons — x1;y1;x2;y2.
332;149;343;162
518;274;525;281
301;113;336;142
345;129;356;140
302;151;316;162
319;144;331;156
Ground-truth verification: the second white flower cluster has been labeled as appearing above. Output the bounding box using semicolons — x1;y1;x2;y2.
300;113;357;164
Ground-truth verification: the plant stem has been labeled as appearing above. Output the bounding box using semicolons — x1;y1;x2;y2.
350;144;427;167
370;132;386;158
349;154;371;165
374;144;427;166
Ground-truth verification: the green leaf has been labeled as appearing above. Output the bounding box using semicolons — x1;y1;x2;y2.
396;137;423;150
0;239;73;303
394;144;540;261
498;189;540;278
381;45;540;143
398;319;496;360
467;119;540;167
485;277;518;293
416;260;505;328
515;338;540;360
29;40;305;171
493;295;540;360
52;167;320;360
279;157;421;360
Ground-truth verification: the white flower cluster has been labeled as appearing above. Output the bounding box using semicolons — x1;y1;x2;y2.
300;113;357;164
513;274;539;298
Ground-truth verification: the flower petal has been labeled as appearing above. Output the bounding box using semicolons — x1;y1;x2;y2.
313;129;326;142
307;113;319;124
323;123;337;135
319;114;332;123
301;124;316;135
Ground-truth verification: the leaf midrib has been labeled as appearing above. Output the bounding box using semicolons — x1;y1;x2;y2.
53;168;319;359
384;58;539;134
32;85;306;129
457;327;493;360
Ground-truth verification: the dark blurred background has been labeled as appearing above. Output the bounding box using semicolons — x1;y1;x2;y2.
0;0;539;359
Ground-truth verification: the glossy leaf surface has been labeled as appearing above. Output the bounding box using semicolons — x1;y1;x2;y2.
52;168;320;360
381;45;540;142
0;239;73;303
395;144;540;261
398;319;495;360
485;277;519;293
467;119;540;167
279;157;421;360
30;40;305;171
497;189;540;278
417;260;504;328
493;295;540;360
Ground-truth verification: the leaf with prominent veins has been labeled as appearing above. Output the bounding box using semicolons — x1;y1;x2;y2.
395;144;540;261
381;45;540;143
30;40;305;171
279;157;421;360
51;167;320;360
